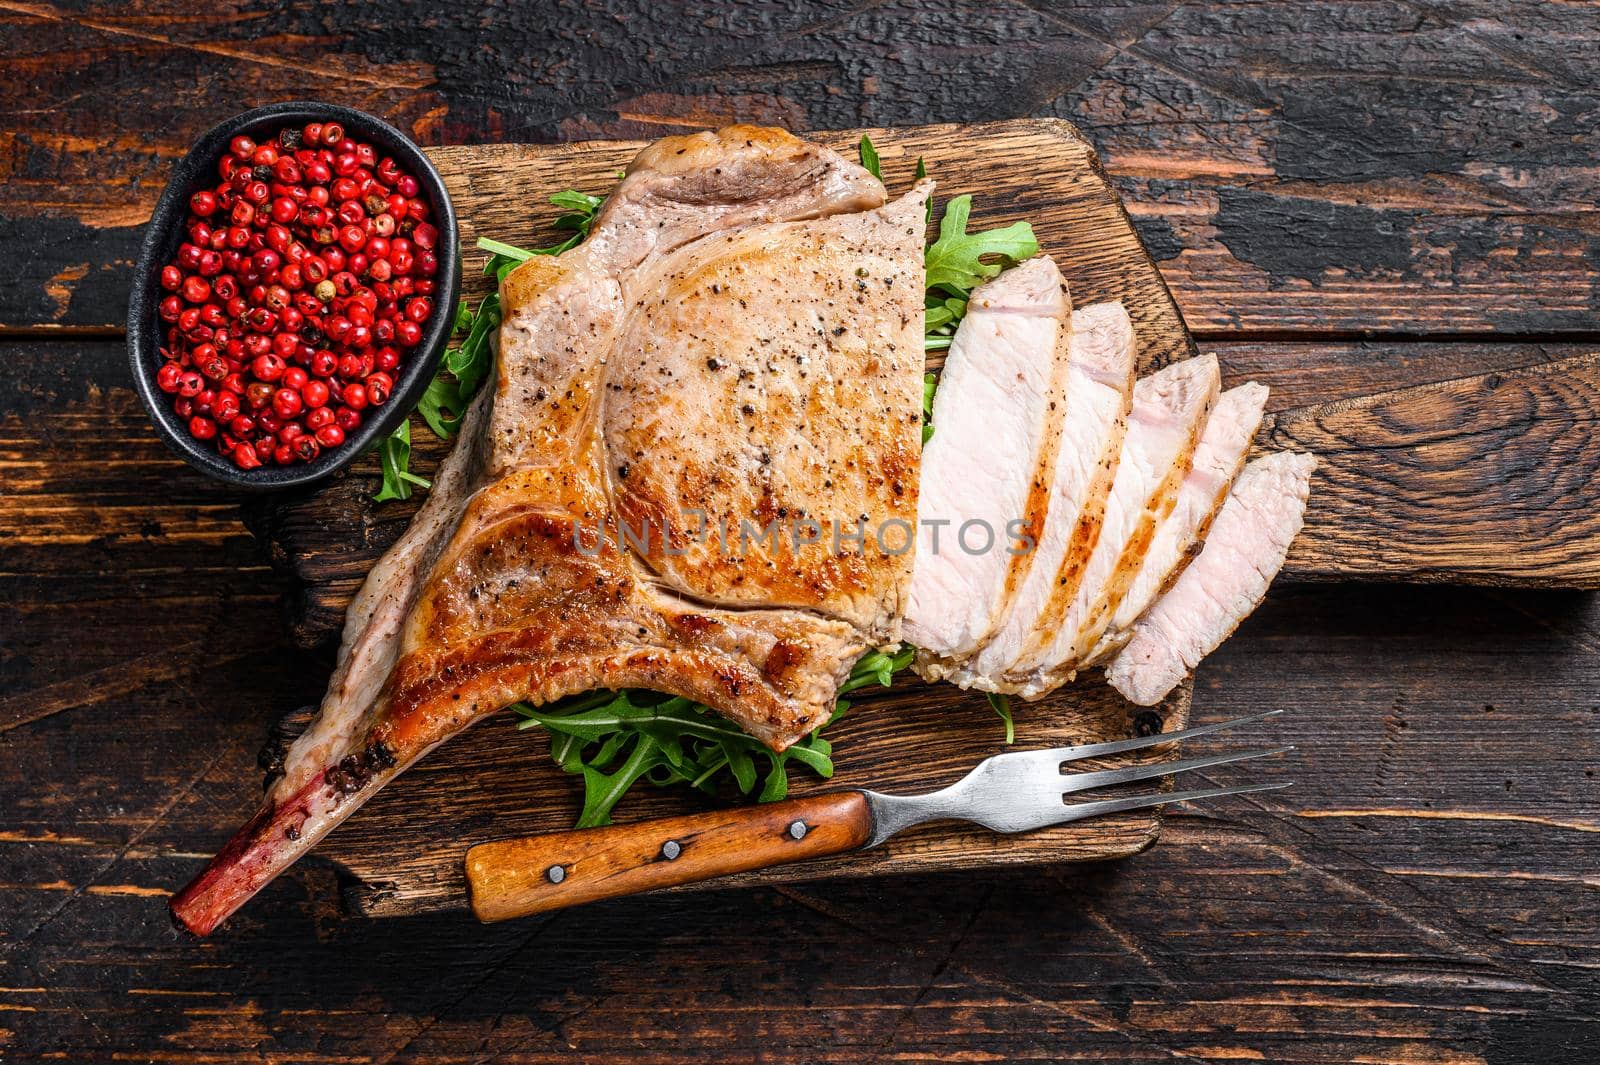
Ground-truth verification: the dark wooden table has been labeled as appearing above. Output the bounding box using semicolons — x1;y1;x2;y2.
3;4;1597;1062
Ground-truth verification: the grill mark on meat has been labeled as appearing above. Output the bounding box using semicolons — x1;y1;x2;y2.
1008;353;1220;696
1087;381;1268;665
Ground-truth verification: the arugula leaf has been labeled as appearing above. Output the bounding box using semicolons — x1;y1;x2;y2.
372;420;430;501
371;187;604;501
575;735;664;829
923;295;967;335
921;372;937;445
922;194;1037;354
415;372;465;439
722;740;757;793
549;189;604;244
513;645;911;828
986;692;1015;746
925;195;1039;295
858;134;882;179
476;236;536;264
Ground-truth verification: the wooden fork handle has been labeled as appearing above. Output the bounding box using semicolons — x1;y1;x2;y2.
465;791;873;922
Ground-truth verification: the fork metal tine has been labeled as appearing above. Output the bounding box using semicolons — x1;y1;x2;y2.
1059;745;1294;796
1052;781;1293;826
864;712;1293;845
1043;709;1283;766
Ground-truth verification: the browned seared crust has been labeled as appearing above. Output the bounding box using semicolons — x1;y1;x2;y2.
383;470;860;753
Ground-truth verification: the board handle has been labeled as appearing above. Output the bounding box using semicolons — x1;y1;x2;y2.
465;791;874;922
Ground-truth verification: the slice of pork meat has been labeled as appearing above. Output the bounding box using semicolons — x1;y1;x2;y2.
172;126;929;936
924;300;1135;689
1106;451;1316;705
1005;353;1220;699
1085;381;1268;665
903;256;1072;658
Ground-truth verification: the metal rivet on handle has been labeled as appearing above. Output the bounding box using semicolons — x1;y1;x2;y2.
788;821;808;840
545;865;566;884
661;839;681;860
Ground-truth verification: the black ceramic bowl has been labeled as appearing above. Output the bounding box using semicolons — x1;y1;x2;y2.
128;101;460;490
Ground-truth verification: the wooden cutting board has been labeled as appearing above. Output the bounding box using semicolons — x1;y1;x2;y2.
243;119;1600;919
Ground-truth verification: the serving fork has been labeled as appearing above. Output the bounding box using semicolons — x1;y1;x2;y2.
465;711;1290;922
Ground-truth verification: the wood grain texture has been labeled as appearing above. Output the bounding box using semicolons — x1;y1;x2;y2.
1275;352;1600;587
7;3;1600;1061
466;791;874;921
5;413;1597;1065
5;2;1600;336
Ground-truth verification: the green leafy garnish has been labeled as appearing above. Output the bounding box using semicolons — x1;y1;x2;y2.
372;420;430;501
923;195;1038;352
371;188;605;501
862;149;1034;377
475;236;537;264
922;372;937;445
925;195;1039;294
547;189;605;250
513;644;915;828
858;134;882;179
986;692;1015;746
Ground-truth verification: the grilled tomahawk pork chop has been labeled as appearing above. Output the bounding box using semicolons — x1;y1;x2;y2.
172;127;930;935
903;257;1072;658
1106;450;1316;705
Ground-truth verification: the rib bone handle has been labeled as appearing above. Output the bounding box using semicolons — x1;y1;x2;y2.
466;792;872;922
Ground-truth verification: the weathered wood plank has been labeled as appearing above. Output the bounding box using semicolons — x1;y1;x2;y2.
1207;338;1589;413
5;2;1600;335
7;3;1600;1060
1271;353;1600;587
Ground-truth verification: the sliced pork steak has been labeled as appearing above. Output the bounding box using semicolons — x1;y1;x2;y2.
172;127;928;936
926;300;1135;690
903;256;1072;658
1086;381;1268;665
1106;451;1316;705
1006;353;1220;698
